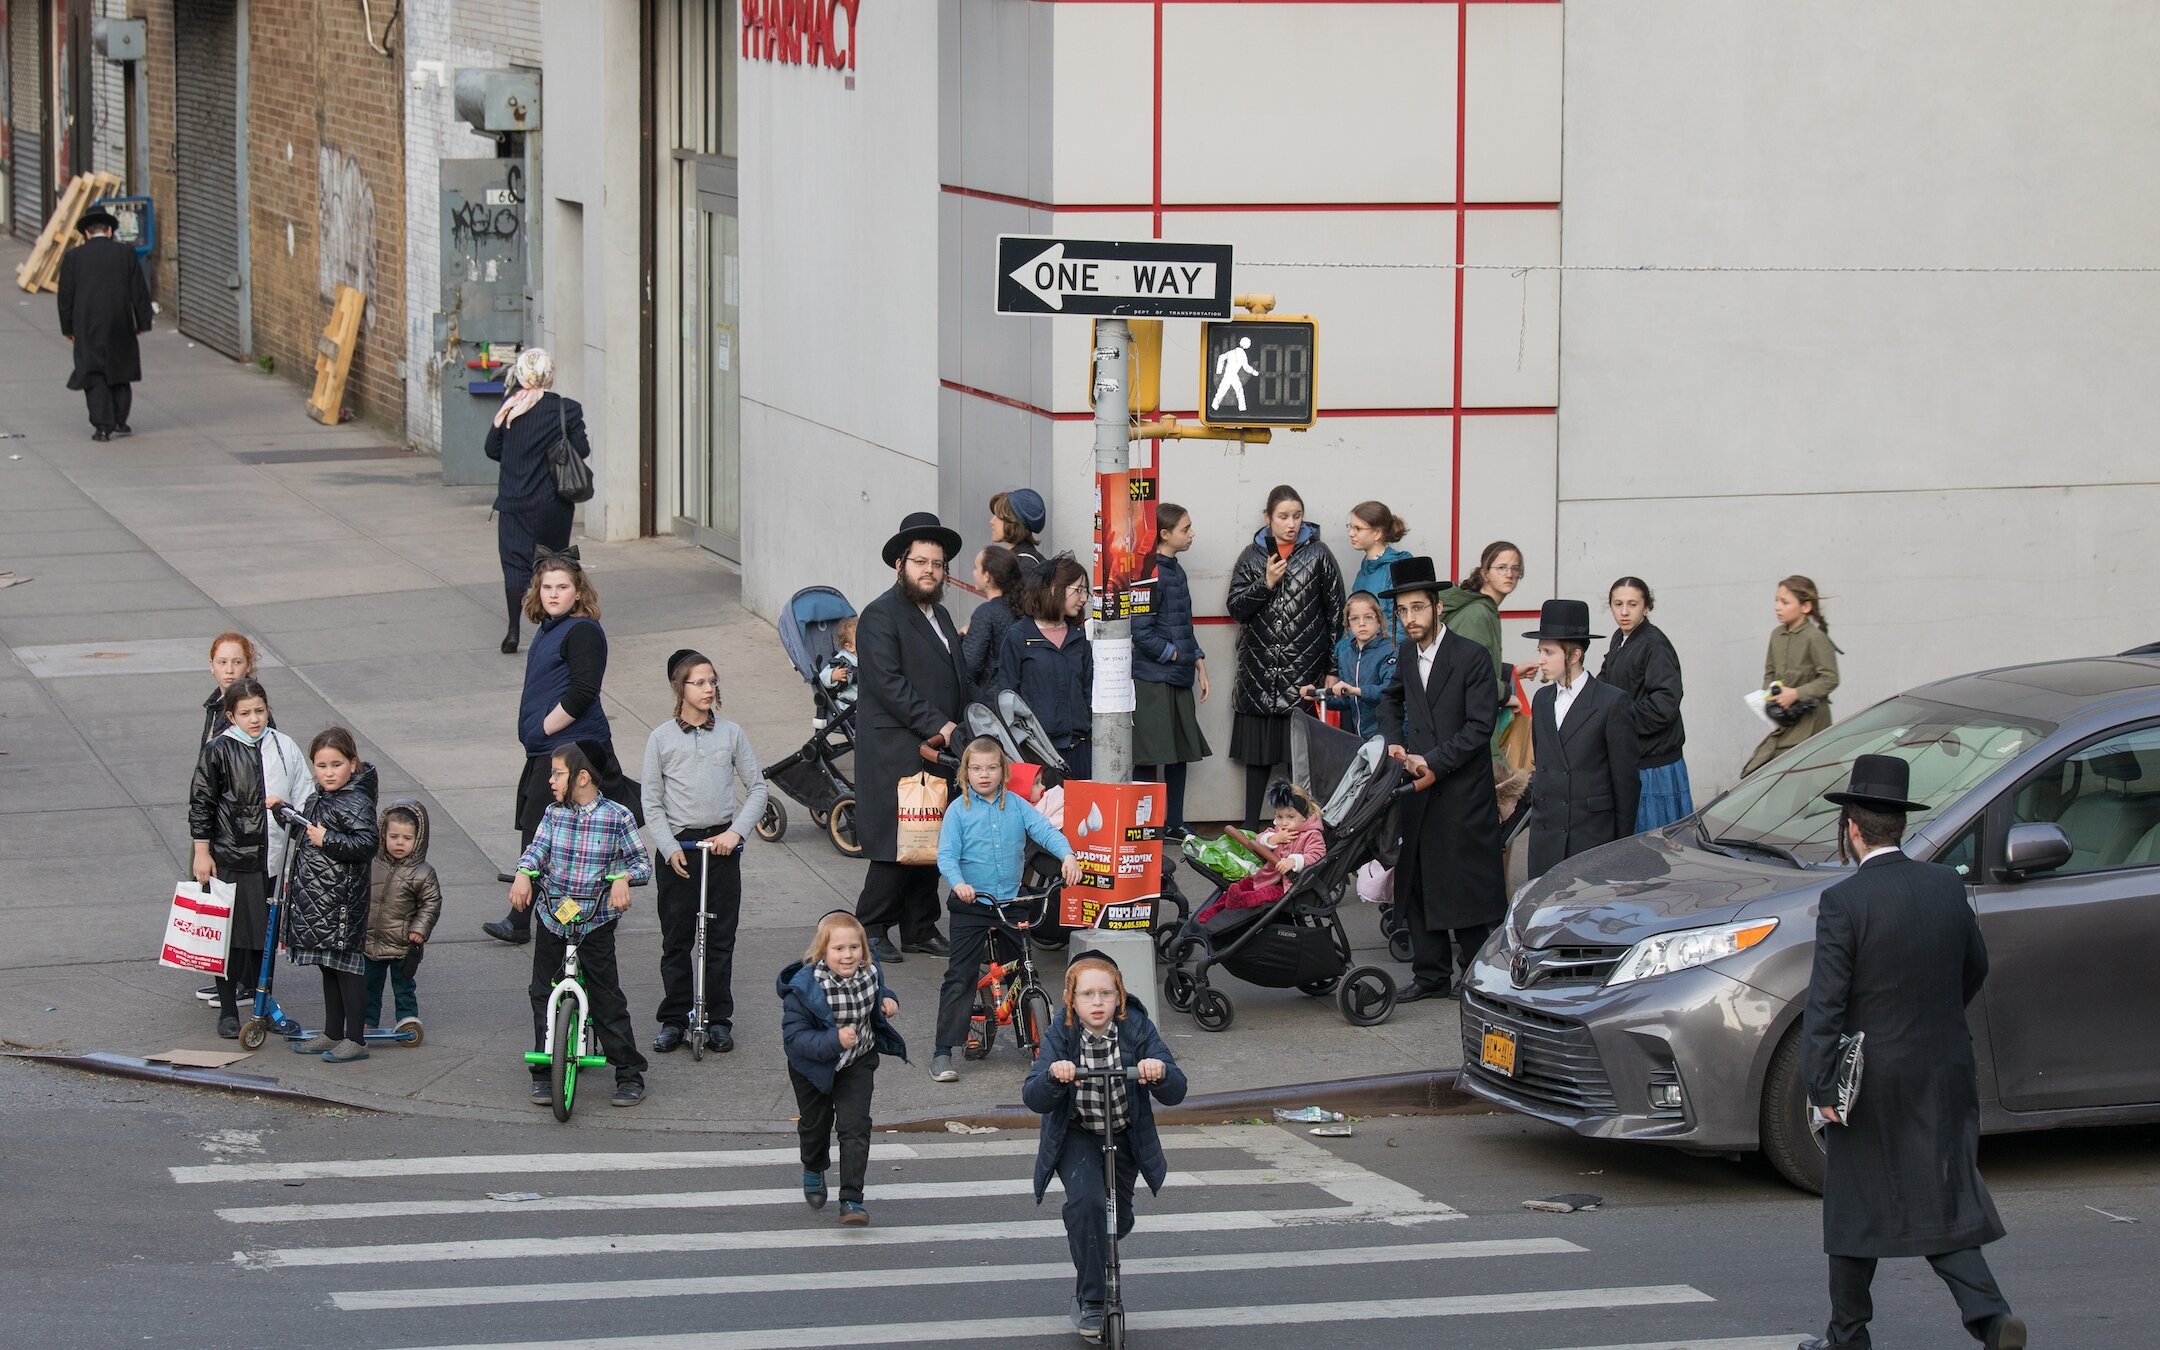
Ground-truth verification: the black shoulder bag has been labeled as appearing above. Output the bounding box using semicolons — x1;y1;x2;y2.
546;397;595;504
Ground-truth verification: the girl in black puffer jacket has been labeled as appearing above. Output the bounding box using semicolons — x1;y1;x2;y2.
1225;485;1344;822
284;727;381;1062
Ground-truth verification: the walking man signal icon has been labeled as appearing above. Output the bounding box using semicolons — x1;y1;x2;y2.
1212;337;1259;413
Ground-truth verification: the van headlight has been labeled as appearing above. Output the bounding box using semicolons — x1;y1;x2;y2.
1605;918;1779;987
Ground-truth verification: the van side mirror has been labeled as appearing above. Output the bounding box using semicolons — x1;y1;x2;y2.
2001;823;2072;880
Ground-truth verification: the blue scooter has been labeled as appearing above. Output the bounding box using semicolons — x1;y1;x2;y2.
254;806;422;1051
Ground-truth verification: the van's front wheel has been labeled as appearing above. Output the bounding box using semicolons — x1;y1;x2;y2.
1760;1022;1827;1194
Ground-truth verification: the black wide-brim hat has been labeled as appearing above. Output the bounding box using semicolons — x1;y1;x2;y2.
1379;555;1444;600
1521;598;1604;643
1823;753;1930;813
881;511;963;569
77;209;121;233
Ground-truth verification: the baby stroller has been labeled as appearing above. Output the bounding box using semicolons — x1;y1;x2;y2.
934;693;1080;950
1160;733;1411;1031
758;585;863;857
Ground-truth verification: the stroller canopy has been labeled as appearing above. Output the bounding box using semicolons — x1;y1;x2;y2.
779;586;856;685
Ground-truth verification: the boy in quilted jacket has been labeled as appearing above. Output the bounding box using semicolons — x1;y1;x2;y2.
363;801;444;1037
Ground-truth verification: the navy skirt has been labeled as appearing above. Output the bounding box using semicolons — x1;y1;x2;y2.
1636;759;1695;832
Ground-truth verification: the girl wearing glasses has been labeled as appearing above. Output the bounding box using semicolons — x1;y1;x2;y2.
995;555;1097;780
640;650;770;1057
1436;540;1525;748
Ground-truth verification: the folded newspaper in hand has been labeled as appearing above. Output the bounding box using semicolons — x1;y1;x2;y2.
1810;1031;1865;1134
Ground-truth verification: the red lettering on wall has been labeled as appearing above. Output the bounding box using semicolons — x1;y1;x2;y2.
742;0;857;74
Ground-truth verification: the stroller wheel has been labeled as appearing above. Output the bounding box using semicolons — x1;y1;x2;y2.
1299;975;1342;996
1388;930;1415;964
757;799;787;842
1162;967;1198;1013
1152;923;1182;965
810;805;831;829
1338;965;1398;1027
828;799;864;857
1193;988;1235;1033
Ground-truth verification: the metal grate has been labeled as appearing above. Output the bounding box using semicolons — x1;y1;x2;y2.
1460;991;1618;1116
173;0;247;358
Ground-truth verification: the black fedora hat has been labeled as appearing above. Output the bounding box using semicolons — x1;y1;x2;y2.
881;511;963;569
1380;556;1444;600
1823;753;1930;813
1521;599;1604;643
77;208;121;234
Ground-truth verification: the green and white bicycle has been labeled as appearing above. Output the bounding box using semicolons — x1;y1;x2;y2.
522;893;616;1123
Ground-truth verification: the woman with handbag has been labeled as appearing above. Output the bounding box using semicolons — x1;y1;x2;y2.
486;348;593;655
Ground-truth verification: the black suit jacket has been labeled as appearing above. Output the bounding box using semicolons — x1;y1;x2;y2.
1525;675;1641;878
851;583;972;862
1802;850;2003;1256
1378;630;1505;930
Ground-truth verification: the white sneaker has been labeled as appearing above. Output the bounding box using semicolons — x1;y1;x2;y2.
930;1053;959;1083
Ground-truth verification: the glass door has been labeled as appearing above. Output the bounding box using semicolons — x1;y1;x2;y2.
676;156;740;560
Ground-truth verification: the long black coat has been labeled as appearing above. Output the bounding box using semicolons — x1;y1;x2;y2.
1803;850;2004;1258
58;236;153;388
1525;676;1641;879
852;582;972;862
1598;620;1686;768
1379;630;1506;930
1225;524;1344;717
284;764;381;952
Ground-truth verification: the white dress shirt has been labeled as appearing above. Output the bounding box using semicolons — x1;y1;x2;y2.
1553;670;1593;727
1414;624;1448;684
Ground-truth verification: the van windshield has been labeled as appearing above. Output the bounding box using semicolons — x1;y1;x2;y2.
1702;697;2050;863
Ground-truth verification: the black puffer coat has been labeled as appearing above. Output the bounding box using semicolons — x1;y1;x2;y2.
190;733;269;875
1225;523;1345;717
284;763;381;951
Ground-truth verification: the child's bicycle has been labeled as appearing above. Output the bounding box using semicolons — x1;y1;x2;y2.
518;878;647;1122
1081;1063;1145;1350
962;890;1056;1062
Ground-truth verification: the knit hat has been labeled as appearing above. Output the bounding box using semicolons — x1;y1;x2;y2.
1008;488;1048;534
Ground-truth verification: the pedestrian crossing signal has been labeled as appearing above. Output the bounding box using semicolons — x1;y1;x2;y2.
1198;318;1317;429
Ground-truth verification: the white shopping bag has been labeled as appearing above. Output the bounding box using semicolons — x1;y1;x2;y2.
1743;688;1778;729
159;879;236;976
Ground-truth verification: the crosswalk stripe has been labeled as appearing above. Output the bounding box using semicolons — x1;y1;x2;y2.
1537;1339;1807;1350
174;1135;1224;1185
329;1237;1585;1311
237;1203;1458;1269
220;1168;1370;1224
393;1285;1716;1350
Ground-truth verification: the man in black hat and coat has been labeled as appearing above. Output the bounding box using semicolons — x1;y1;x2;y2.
1522;599;1639;879
1377;556;1507;1000
57;209;154;442
1799;754;2024;1350
853;512;971;975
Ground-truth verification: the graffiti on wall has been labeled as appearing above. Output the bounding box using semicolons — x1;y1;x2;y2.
319;145;377;329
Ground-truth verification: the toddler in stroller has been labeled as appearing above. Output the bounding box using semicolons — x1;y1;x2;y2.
759;586;864;857
1192;780;1326;926
1161;735;1409;1032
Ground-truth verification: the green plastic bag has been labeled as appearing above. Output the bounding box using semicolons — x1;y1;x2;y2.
1182;831;1261;881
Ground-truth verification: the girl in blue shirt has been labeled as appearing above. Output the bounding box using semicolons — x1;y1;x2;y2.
929;739;1083;1084
1306;592;1398;737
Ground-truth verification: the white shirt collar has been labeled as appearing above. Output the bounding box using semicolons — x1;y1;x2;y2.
1859;843;1903;863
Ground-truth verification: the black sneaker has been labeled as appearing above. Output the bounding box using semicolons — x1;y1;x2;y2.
481;919;530;945
530;1079;551;1106
611;1079;646;1108
216;1015;240;1040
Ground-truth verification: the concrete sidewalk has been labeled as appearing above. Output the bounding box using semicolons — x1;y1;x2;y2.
0;240;1461;1130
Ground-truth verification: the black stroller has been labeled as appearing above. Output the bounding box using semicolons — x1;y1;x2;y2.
757;586;863;857
1160;733;1411;1031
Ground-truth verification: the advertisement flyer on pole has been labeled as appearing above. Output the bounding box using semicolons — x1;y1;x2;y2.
1059;780;1164;931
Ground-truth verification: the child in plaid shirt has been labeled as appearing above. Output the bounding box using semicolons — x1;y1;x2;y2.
509;745;653;1107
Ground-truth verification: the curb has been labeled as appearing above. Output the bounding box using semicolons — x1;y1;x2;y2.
4;1049;381;1110
884;1067;1485;1133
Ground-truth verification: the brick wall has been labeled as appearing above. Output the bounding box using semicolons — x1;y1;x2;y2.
400;0;540;452
246;0;406;426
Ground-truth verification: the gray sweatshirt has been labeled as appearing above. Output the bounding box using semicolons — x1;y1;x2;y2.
639;715;771;856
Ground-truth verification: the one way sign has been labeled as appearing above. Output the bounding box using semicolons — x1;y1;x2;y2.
996;235;1234;320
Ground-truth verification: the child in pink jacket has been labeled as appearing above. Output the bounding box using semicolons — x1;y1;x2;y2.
1196;780;1326;923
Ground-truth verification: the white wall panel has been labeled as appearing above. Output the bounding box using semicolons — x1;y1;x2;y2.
942;0;1052;203
1461;209;1561;408
1159;3;1456;204
1051;3;1156;205
1458;414;1557;622
942;192;1055;405
1464;3;1563;204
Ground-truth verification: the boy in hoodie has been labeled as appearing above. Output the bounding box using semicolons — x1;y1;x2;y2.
364;802;444;1035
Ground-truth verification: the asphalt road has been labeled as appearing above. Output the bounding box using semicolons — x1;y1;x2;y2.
7;1055;2151;1349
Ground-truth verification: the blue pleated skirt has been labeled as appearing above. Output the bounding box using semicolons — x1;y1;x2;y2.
1636;759;1695;832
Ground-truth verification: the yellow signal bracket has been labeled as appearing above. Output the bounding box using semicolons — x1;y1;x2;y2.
1234;293;1276;315
1133;414;1272;445
1088;318;1162;416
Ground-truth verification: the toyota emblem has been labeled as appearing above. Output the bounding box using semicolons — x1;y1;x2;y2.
1510;952;1530;988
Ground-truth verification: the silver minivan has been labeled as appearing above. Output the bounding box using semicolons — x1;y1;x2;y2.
1457;655;2160;1191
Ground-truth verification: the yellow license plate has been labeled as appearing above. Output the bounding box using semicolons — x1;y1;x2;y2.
1480;1026;1517;1078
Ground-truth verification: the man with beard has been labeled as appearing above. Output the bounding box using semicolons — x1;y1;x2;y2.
1377;556;1506;1001
852;512;972;968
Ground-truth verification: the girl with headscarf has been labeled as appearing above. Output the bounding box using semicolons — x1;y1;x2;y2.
485;348;592;654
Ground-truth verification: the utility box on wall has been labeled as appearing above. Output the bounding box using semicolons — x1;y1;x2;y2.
453;69;540;134
435;157;531;486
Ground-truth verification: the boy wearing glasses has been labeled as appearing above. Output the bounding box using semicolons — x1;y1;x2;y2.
641;650;770;1056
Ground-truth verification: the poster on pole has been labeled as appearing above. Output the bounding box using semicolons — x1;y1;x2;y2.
1059;781;1164;931
1093;463;1158;621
